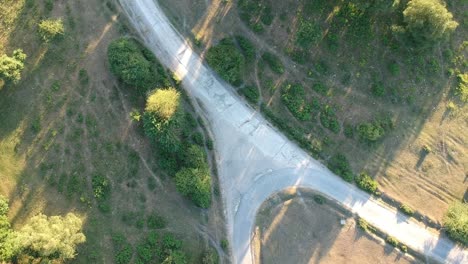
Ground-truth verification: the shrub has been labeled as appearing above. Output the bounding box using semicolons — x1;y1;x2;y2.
328;154;354;182
191;132;204;146
0;196;8;216
313;195;325;204
355;173;378;194
455;73;467;102
92;175;110;200
372;82;385;97
320;105;340;133
235;35;256;62
220;239;229;251
261;52;284;74
358;122;385;142
202;249;219;264
443;202;468;245
78;69;89;85
175;167;211;208
422;144;432;154
403;0;458;43
206;38;245;86
312;83;327;95
282;84;311;121
399;204;415;216
38;19;64;42
108;38;157;90
0;49;27;82
238;0;272;32
344;124;354;138
388;62;400;76
386;236;399;247
400;244;408;253
239;85;259;104
147;213;167;229
357;218;370;231
296;18;321;48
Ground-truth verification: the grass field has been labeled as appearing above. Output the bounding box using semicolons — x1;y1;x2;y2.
160;0;467;222
0;0;226;263
254;190;423;264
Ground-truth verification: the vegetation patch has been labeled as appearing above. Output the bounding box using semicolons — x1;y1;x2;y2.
235;35;256;62
206;38;245;86
281;83;311;121
328;154;354;182
239;85;259;104
355;172;378;194
0;49;26;83
261;52;284;74
320;105;340;133
238;0;273;32
443;202;468;246
296;17;321;48
38;19;64;42
399;204;415;216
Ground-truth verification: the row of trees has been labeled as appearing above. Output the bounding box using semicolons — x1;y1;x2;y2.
0;196;85;262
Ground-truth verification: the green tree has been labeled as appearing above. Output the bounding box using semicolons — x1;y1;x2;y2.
0;196;19;262
206;38;245;86
108;38;154;90
358;122;385;142
403;0;458;42
0;49;27;82
38;19;65;42
455;73;467;102
444;201;468;245
145;88;181;122
17;213;86;260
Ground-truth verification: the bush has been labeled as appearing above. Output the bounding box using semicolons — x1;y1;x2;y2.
191;132;204;146
443;202;468;245
261;52;284;74
238;0;272;32
108;38;161;90
220;239;229;251
206;38;245;86
320;105;340;133
422;144;432;154
372;82;385;97
357;218;370;231
313;195;325;204
38;19;64;42
400;244;408;253
235;35;256;62
358;122;385;142
403;0;458;43
399;204;415;216
202;249;219;264
312;83;327;95
239;85;259;104
328;154;353;182
344;124;354;138
386;236;399;247
175;167;211;208
455;73;467;102
282;84;311;121
147;213;167;229
296;18;321;48
355;173;378;194
0;196;8;216
0;49;27;82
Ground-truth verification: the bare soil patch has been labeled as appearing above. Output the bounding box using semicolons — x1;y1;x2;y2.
255;190;423;264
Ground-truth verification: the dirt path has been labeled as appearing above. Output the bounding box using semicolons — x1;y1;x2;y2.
118;0;468;263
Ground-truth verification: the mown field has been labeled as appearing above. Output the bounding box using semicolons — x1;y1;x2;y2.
160;0;468;224
0;0;226;263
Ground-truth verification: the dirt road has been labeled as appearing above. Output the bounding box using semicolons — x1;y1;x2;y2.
118;0;467;263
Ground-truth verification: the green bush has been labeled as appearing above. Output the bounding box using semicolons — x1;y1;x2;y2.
444;202;468;245
202;249;219;264
455;73;467;102
175;167;211;208
239;85;259;104
386;236;399;247
358;122;385;142
206;38;245;86
399;204;415;216
108;38;160;90
357;218;370;231
0;196;8;216
220;239;229;251
38;19;64;42
372;82;385;97
320;105;340;133
388;62;400;76
312;83;327;95
191;132;204;146
235;35;256;62
0;49;27;82
261;52;284;74
403;0;458;43
147;213;167;229
313;195;325;204
328;154;353;182
400;244;408;253
282;84;311;121
238;0;272;32
296;18;321;48
355;173;378;194
344;124;354;138
112;233;133;264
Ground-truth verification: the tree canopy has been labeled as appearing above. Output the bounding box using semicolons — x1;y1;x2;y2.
17;213;86;260
108;38;154;90
0;49;27;83
403;0;458;42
